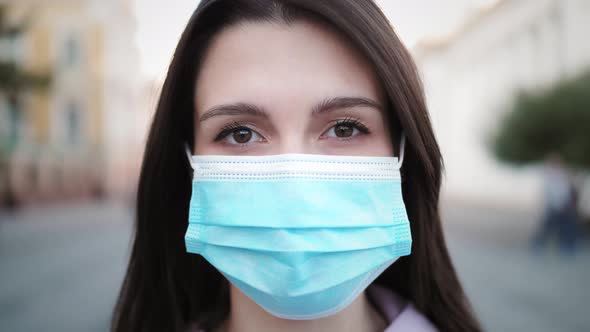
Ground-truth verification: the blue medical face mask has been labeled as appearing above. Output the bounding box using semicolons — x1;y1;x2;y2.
184;138;411;320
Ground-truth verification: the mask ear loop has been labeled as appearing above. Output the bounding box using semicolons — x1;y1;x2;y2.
185;143;196;170
396;135;406;169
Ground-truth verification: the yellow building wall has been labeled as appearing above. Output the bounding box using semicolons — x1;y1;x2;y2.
26;25;51;144
15;2;104;147
88;23;104;147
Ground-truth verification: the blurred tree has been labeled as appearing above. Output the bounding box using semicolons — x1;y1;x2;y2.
0;5;51;208
494;71;590;170
0;6;50;97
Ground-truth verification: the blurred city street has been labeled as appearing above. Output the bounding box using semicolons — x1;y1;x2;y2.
443;204;590;332
0;201;588;332
0;202;133;332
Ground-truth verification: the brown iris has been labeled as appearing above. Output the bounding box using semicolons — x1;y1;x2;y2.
334;124;354;138
233;128;252;143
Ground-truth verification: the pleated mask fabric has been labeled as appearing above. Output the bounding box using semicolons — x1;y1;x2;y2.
184;142;411;320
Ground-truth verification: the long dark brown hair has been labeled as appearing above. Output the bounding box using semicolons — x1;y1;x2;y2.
112;1;481;331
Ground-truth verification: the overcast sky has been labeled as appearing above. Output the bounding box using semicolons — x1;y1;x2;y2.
134;0;496;79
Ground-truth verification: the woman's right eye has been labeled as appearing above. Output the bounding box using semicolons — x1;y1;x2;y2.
214;126;265;145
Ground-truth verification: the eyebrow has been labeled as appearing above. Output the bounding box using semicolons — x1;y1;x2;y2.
312;97;383;115
198;96;383;122
199;102;268;122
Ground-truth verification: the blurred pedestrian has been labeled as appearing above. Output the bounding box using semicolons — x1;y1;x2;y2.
532;153;580;254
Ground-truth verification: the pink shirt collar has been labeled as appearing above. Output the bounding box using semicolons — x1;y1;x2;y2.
367;284;438;332
191;284;438;332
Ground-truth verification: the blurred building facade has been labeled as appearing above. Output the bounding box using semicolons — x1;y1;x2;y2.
415;0;590;211
0;0;144;207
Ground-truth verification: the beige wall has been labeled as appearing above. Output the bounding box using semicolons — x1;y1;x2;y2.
415;0;590;213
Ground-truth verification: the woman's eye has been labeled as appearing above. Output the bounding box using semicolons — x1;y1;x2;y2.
232;128;253;143
333;124;355;138
323;121;368;139
217;127;264;145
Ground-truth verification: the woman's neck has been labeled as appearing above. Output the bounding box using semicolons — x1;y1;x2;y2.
216;284;387;332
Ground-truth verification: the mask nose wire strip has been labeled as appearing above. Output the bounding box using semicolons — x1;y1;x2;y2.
185;143;196;170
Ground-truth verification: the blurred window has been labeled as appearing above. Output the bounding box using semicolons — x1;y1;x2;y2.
7;97;21;147
0;29;22;63
63;35;79;67
66;101;80;145
0;37;11;61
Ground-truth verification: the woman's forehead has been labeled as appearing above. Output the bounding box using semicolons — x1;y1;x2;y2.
194;19;384;117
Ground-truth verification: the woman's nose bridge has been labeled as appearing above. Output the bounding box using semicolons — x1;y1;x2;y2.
271;123;313;154
276;134;309;154
270;110;327;154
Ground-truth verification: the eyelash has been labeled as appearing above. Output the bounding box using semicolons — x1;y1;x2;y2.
212;117;371;143
333;117;370;135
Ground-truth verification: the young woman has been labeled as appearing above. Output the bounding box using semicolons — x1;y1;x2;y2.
112;1;482;331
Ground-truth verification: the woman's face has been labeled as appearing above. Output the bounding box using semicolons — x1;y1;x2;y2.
194;19;393;156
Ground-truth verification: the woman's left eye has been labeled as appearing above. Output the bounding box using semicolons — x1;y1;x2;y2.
215;125;265;145
322;120;369;139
